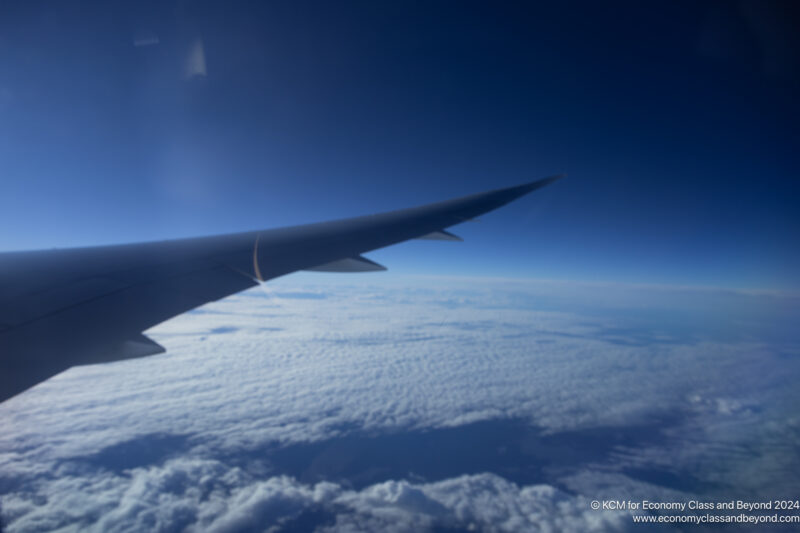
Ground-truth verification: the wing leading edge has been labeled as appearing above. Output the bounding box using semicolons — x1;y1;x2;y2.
0;176;563;402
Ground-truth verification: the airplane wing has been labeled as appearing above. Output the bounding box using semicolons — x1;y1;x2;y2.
0;176;562;402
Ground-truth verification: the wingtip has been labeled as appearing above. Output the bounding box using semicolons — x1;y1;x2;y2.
503;174;565;199
526;173;565;189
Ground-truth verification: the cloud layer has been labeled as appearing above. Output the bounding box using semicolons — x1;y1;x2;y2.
1;276;798;531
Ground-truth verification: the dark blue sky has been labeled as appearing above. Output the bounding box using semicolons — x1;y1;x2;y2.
1;1;798;289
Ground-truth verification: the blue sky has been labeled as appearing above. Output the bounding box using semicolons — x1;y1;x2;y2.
1;1;798;289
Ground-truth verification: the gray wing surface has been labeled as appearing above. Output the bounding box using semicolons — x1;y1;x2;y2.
0;176;562;402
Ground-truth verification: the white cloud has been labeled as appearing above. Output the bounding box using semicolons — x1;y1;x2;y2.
1;277;798;531
3;458;633;533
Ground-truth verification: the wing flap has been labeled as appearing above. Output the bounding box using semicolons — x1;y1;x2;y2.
116;334;166;361
416;230;463;241
304;256;387;272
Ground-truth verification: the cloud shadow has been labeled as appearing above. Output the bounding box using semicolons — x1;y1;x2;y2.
225;415;705;494
56;414;716;500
